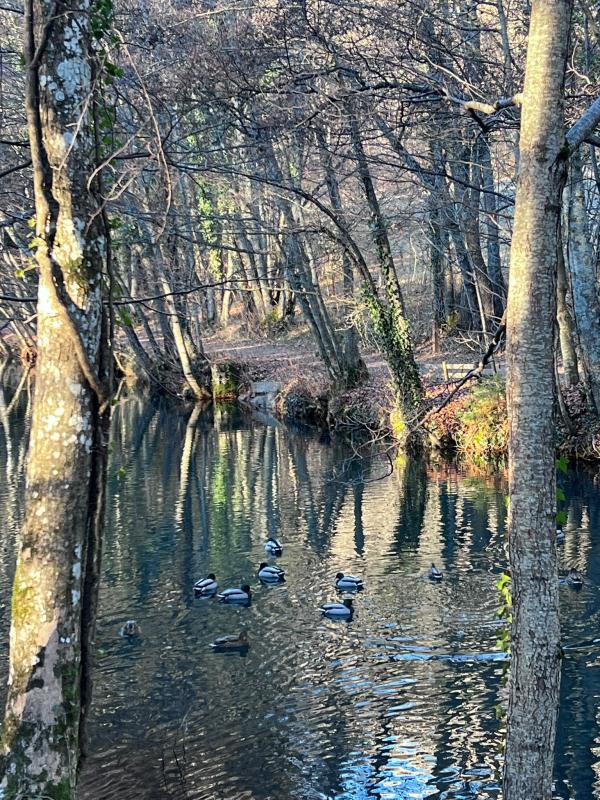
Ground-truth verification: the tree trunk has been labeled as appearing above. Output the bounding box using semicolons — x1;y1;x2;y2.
454;138;497;330
345;102;422;421
479;135;506;317
566;151;600;413
556;225;580;388
503;2;571;798
219;249;235;325
315;125;368;387
1;0;111;794
429;204;446;334
262;139;355;388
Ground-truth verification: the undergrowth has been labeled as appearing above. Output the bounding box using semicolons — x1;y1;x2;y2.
456;377;508;464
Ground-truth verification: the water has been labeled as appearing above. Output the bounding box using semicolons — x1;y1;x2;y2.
1;394;600;799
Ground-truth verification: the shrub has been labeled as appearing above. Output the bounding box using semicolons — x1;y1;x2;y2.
456;376;508;463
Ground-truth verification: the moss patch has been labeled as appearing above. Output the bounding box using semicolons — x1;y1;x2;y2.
211;360;244;401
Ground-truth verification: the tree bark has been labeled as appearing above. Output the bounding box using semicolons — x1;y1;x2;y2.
503;2;571;798
1;0;111;794
479;135;507;317
315;126;368;386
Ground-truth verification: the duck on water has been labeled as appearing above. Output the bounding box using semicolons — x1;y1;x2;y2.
320;598;354;619
258;563;285;583
194;573;218;596
218;585;252;604
265;537;283;556
335;573;363;591
210;631;250;651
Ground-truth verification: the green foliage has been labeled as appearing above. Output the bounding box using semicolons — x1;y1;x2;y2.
495;570;512;688
211;361;242;400
556;456;569;474
556;457;568;527
91;0;122;161
456;377;508;464
91;0;115;40
362;284;422;427
118;309;133;327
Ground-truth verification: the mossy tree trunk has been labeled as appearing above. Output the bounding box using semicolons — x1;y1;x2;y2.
0;0;111;795
503;1;571;797
345;101;422;428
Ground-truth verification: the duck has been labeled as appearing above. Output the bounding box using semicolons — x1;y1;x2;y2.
258;562;285;582
335;572;363;591
194;573;217;596
429;563;443;581
120;619;142;637
556;528;566;545
210;631;250;651
320;598;354;619
265;537;283;556
217;585;252;604
567;568;584;589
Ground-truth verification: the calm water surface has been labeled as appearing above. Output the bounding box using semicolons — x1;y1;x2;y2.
1;394;600;799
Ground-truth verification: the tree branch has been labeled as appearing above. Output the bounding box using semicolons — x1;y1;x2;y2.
566;97;600;152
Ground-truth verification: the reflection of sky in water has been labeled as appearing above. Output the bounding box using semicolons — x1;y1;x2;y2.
0;393;599;798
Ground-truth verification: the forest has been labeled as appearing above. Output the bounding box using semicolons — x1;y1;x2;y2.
0;0;600;798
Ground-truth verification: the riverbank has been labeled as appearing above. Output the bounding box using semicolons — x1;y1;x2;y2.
202;328;508;458
4;321;596;464
203;327;600;464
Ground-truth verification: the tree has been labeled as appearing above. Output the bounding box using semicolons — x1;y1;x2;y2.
0;0;111;793
503;2;571;797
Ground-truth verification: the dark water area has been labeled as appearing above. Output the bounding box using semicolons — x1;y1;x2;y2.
1;394;600;799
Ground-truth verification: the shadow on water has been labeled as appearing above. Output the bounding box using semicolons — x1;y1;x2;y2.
1;395;600;798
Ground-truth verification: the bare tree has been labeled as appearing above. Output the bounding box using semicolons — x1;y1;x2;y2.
0;0;112;793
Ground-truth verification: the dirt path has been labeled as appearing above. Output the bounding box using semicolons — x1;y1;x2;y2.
203;330;505;389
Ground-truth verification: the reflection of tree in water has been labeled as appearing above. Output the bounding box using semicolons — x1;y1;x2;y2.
392;456;428;558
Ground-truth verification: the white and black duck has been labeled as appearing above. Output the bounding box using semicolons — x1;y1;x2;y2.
119;619;142;637
335;572;363;591
217;585;252;604
194;573;217;596
265;537;283;556
320;598;354;619
429;563;443;581
258;562;285;582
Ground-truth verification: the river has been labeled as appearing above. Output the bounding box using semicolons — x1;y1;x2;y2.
0;393;599;799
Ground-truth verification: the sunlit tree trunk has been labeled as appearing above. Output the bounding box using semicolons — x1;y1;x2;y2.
556;226;580;388
479;135;506;316
429;203;446;347
503;2;571;798
1;0;111;794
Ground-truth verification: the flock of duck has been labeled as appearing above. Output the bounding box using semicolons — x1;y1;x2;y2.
119;528;583;647
118;536;444;646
